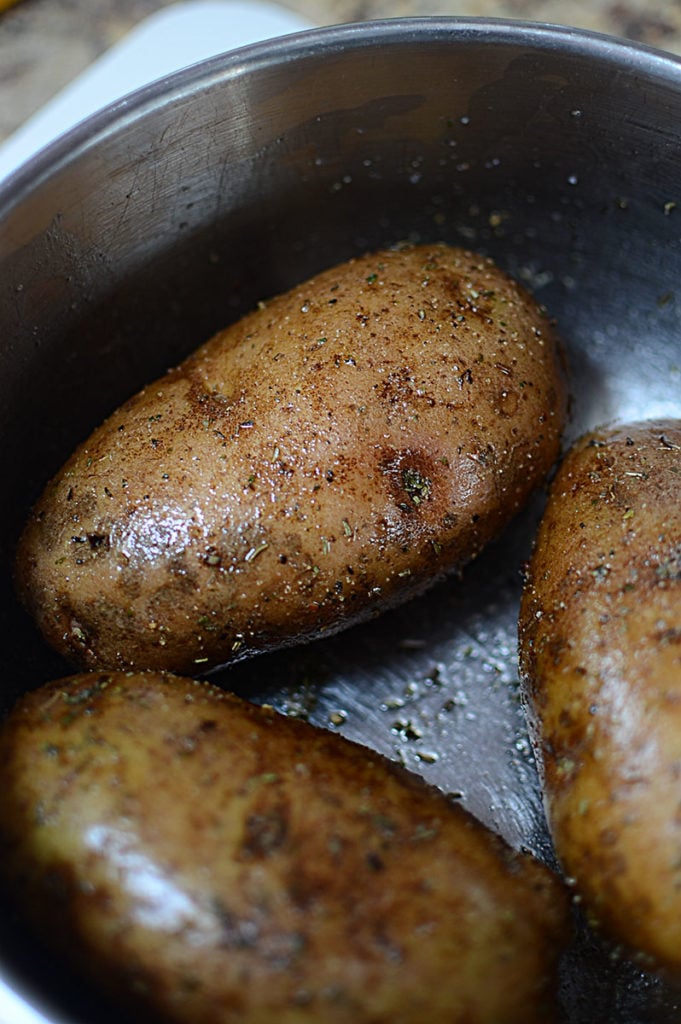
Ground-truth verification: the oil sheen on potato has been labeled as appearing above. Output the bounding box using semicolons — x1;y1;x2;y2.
16;242;567;674
0;671;570;1023
519;419;681;974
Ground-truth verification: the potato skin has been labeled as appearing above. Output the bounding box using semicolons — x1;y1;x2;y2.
15;242;566;674
519;419;681;973
0;672;569;1024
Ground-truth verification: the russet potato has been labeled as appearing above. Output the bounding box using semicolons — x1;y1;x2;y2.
0;671;570;1023
15;242;566;674
519;419;681;973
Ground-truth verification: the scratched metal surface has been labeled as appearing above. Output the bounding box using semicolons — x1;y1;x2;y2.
1;19;680;1023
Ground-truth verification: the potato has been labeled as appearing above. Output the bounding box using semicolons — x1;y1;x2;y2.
15;242;566;674
518;419;681;973
0;671;570;1023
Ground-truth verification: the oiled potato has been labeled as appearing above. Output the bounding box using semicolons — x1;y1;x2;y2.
0;671;570;1023
16;242;566;674
519;419;681;973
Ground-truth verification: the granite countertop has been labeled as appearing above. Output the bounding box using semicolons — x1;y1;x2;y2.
1;0;681;145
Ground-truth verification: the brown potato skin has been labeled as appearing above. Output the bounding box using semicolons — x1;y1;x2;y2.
0;671;569;1024
519;419;681;973
15;243;566;674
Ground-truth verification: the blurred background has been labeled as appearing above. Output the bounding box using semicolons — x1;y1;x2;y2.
2;0;681;149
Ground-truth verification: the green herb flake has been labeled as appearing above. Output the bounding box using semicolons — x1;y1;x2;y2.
411;822;440;840
248;772;280;789
244;542;269;562
402;467;432;504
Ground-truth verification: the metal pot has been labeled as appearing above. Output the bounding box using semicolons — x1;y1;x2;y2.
0;17;680;1023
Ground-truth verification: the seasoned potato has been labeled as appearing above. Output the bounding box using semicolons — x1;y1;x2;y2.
15;242;566;674
519;419;681;973
0;671;570;1023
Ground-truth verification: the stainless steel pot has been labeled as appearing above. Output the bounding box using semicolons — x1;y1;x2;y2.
1;17;680;1023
